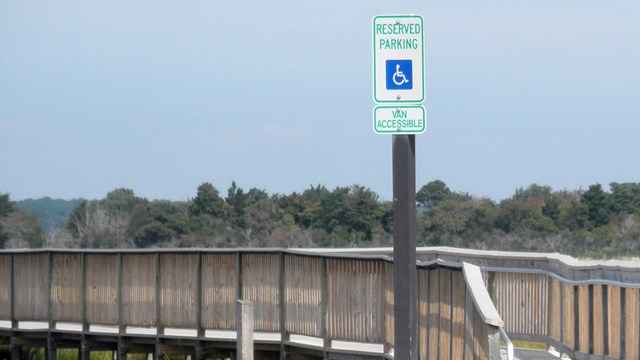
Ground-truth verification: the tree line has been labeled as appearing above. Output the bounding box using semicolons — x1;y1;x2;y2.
2;181;640;257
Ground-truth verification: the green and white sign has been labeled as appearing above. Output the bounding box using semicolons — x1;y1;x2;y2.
373;14;425;104
373;105;426;134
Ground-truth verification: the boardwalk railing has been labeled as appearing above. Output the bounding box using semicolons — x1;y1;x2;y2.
416;247;640;360
0;249;504;360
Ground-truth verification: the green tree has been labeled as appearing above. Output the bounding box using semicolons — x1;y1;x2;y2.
298;185;331;230
244;188;269;208
0;192;45;248
65;200;134;248
281;185;388;246
63;190;149;248
1;212;45;248
416;180;452;208
0;224;6;248
556;193;589;231
494;198;555;235
541;195;560;224
421;197;495;246
0;193;15;217
512;184;553;204
132;201;189;247
189;182;227;218
226;181;247;226
104;188;139;212
0;192;14;247
582;184;611;228
344;185;386;241
610;182;640;215
244;198;289;246
275;192;306;225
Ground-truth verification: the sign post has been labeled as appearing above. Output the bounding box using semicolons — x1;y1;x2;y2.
392;134;417;360
372;14;424;360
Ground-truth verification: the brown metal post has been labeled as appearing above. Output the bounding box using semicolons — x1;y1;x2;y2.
392;134;417;359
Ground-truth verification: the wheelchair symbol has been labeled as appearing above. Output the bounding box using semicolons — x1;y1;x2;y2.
385;60;413;90
392;64;409;86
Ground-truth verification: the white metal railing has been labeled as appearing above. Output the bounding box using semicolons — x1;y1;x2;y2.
499;327;514;360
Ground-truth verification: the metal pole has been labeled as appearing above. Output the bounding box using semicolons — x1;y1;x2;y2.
392;134;417;359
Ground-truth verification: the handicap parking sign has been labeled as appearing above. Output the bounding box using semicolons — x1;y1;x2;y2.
386;60;413;90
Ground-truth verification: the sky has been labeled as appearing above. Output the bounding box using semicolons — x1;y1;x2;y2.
2;1;639;202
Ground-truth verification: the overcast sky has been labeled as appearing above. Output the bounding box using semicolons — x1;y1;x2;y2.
2;1;639;202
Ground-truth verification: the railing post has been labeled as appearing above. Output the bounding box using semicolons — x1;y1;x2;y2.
559;281;564;347
321;257;330;350
573;285;579;355
237;300;254;360
117;252;125;360
487;271;496;302
81;253;89;360
620;287;626;357
279;252;288;343
546;276;552;344
588;284;594;355
155;252;162;360
10;253;15;330
464;273;474;359
10;253;21;360
47;252;56;360
195;251;204;360
487;326;502;360
278;252;287;360
237;251;243;301
156;252;162;335
382;260;392;355
602;285;609;356
48;252;53;328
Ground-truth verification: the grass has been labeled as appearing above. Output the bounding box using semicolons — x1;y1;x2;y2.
511;340;547;350
0;348;194;360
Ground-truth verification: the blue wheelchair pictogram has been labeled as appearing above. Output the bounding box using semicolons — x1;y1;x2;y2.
386;60;413;90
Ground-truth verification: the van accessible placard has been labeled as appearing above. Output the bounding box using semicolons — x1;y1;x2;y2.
373;105;426;134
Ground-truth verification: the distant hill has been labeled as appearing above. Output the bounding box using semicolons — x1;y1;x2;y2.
17;197;86;232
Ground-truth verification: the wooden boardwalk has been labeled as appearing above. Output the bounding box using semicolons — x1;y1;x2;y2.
2;247;640;360
0;248;504;360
